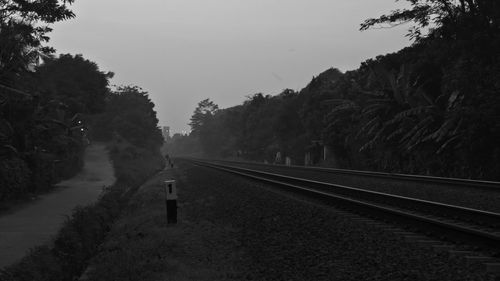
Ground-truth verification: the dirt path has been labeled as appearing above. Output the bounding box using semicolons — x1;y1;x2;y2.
0;143;115;268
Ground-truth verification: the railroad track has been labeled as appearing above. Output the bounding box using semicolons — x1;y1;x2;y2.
209;159;500;191
185;158;500;255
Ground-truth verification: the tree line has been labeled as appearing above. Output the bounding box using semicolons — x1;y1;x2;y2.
168;0;500;180
0;0;163;201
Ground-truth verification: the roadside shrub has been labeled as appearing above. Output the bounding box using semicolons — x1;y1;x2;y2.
0;246;63;281
25;152;57;192
55;146;85;182
53;205;110;278
110;144;165;187
0;157;31;200
0;143;85;204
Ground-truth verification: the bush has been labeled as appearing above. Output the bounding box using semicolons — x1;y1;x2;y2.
0;157;31;200
25;152;57;192
0;246;63;281
109;142;165;187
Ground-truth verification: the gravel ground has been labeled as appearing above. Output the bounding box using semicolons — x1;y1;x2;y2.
86;160;498;281
174;161;496;281
217;162;500;213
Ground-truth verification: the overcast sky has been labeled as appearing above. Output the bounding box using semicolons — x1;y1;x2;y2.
49;0;411;134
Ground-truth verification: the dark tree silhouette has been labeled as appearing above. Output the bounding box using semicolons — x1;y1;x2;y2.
0;0;76;85
36;54;114;114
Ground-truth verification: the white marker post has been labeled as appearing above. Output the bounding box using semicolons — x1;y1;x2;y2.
165;180;178;224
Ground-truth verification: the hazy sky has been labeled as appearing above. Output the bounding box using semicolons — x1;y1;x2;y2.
49;0;411;134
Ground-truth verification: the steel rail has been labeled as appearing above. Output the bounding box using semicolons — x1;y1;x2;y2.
201;160;500;227
188;159;500;252
207;159;500;191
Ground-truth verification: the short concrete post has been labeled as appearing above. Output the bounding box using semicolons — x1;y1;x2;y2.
165;180;177;224
275;152;282;164
304;152;311;166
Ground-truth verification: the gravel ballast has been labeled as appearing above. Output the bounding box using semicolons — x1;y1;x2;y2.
85;160;497;280
176;161;497;281
216;162;500;213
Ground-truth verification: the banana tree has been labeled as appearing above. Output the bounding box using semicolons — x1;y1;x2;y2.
324;63;466;173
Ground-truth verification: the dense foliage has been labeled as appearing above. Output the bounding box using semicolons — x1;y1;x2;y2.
0;0;75;85
169;0;500;180
0;1;87;201
89;86;164;152
0;53;113;201
1;0;163;201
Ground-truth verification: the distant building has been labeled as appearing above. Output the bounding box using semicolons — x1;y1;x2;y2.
162;126;170;140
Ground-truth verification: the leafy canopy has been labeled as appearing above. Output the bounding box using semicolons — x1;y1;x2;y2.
189;98;218;135
36;54;114;114
360;0;500;41
0;0;75;84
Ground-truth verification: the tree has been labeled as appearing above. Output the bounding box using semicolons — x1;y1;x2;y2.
36;54;114;114
91;86;163;150
189;99;218;135
358;0;500;178
0;0;76;85
299;68;343;140
360;0;500;41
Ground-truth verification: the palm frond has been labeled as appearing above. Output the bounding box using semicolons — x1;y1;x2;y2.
328;103;358;116
404;126;430;151
323;99;354;106
392;105;434;121
400;116;434;142
436;135;461;154
361;103;389;116
359;126;385;152
357;116;381;138
386;127;406;141
1;144;19;155
0;119;14;141
424;117;458;142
